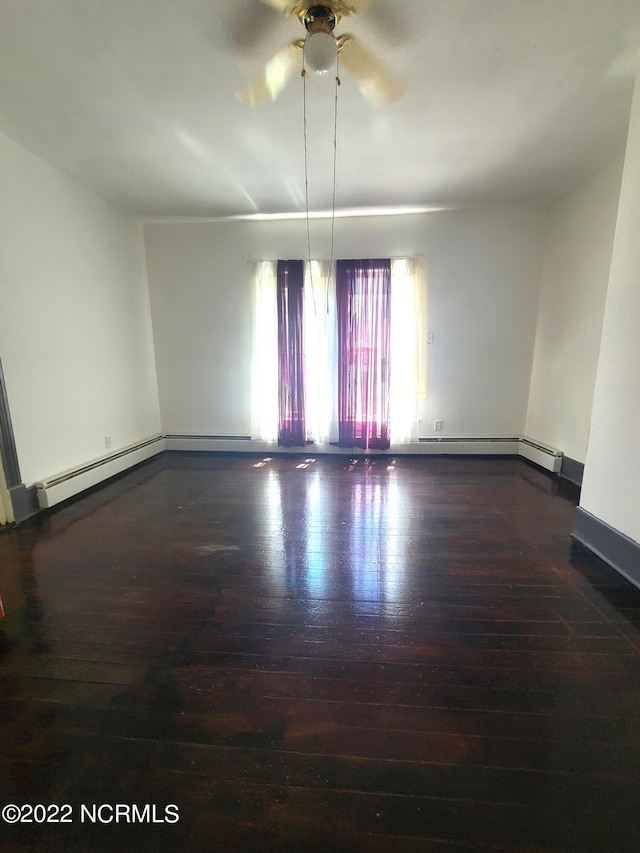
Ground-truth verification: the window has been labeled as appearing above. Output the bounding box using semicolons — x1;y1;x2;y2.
252;257;426;447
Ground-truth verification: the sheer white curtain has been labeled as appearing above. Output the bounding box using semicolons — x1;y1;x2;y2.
252;259;338;446
251;256;426;447
389;257;427;444
251;261;278;442
304;260;338;444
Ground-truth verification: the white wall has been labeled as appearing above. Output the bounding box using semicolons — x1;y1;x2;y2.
580;72;640;544
525;156;624;462
0;132;161;486
144;207;546;439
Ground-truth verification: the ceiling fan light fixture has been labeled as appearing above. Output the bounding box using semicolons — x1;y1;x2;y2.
304;31;337;75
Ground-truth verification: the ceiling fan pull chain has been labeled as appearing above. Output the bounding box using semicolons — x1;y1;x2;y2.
328;53;340;314
302;52;317;314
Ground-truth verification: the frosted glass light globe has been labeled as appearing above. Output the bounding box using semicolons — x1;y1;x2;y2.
304;32;337;75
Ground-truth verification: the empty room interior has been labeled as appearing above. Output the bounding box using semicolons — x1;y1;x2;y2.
1;1;640;851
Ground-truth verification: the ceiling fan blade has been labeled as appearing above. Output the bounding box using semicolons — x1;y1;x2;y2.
349;0;376;11
337;34;404;107
236;40;304;106
256;0;296;12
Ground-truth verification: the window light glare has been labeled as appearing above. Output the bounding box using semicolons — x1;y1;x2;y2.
230;207;439;223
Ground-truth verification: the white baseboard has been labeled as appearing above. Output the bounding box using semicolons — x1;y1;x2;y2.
165;434;522;455
35;435;166;508
165;434;555;462
32;433;562;510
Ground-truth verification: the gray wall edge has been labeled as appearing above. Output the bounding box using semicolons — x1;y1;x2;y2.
573;507;640;591
10;484;39;524
561;456;584;486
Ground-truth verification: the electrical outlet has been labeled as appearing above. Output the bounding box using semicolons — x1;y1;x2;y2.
427;332;434;344
434;420;443;431
104;435;112;449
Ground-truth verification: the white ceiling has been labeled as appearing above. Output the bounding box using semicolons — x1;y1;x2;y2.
1;0;639;218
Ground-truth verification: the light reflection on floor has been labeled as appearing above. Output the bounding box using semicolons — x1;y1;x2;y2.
259;457;408;607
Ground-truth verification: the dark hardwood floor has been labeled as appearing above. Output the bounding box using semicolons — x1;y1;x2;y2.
1;453;640;852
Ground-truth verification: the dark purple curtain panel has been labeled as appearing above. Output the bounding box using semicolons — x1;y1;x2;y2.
277;260;310;447
336;259;391;450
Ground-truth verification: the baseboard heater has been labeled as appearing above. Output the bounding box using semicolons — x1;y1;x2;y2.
166;435;522;455
165;434;561;471
417;437;520;454
416;436;562;472
165;434;252;453
35;435;166;509
517;437;563;473
32;433;562;508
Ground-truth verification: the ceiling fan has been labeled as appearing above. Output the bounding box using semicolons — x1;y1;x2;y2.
236;1;404;108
